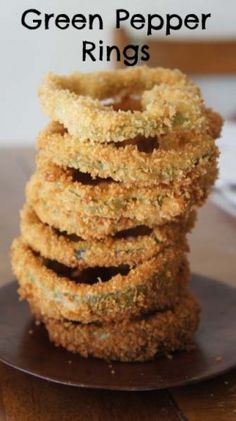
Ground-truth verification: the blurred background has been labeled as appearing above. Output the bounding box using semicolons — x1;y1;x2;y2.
0;0;236;216
1;0;236;142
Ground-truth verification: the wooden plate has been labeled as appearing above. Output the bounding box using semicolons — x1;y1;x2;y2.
0;275;235;391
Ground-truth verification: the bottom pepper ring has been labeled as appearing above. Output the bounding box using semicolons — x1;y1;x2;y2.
40;289;200;362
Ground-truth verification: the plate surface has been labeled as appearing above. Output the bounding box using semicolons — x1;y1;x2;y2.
0;275;235;391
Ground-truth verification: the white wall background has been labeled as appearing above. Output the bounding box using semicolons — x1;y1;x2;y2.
0;0;236;145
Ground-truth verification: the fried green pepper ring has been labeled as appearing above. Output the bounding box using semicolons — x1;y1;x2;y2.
25;199;154;240
39;66;206;143
37;118;220;185
21;205;194;269
40;289;200;362
26;160;217;230
11;238;189;324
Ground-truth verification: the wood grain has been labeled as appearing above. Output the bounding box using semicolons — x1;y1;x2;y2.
113;28;236;74
0;365;181;421
0;147;236;420
147;39;236;74
172;370;236;421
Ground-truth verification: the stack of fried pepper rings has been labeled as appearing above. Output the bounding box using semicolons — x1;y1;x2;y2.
11;67;223;361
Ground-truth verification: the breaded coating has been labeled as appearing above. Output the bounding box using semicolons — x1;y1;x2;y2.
11;66;223;361
39;66;206;143
37;117;220;185
42;289;200;362
25;201;163;240
27;160;216;225
21;206;194;269
25;158;215;236
11;238;189;324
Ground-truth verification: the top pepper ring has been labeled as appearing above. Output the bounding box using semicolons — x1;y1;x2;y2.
39;66;206;143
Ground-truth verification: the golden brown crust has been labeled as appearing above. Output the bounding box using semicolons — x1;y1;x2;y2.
37;120;219;185
26;161;217;224
20;205;194;269
26;160;217;235
205;108;224;139
42;289;200;362
11;238;189;324
38;67;206;143
25;200;153;239
11;66;222;362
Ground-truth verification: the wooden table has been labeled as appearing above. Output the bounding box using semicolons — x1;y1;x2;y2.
0;147;236;421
